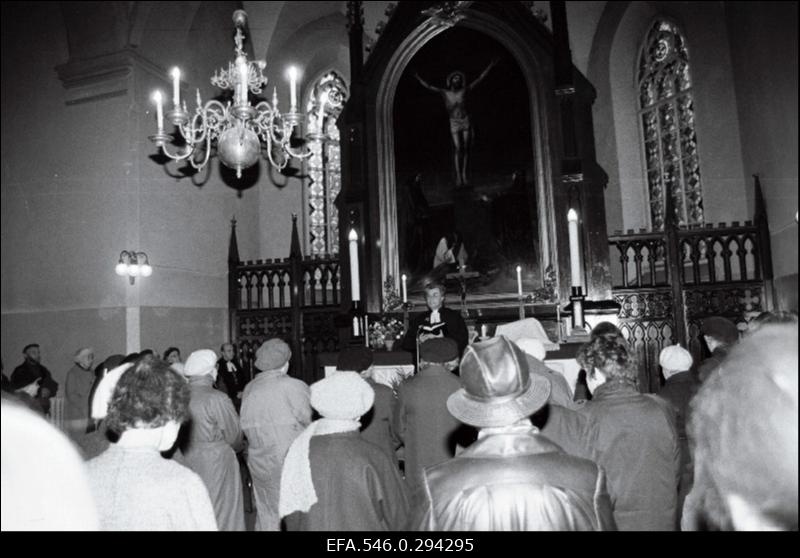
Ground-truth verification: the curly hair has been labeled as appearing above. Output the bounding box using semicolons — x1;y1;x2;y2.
576;334;638;383
105;355;190;434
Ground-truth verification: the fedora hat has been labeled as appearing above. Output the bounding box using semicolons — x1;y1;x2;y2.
447;336;551;428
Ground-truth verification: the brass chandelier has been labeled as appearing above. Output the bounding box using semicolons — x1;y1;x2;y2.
148;10;312;178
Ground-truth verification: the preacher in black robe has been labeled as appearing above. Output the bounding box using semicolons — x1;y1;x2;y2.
401;283;468;361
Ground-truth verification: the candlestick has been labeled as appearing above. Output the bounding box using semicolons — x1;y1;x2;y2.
401;274;408;303
152;90;164;133
170;67;181;107
567;209;582;288
348;228;360;301
516;265;523;296
287;66;298;112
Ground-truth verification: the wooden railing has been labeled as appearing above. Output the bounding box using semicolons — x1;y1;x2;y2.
228;217;343;384
608;187;773;392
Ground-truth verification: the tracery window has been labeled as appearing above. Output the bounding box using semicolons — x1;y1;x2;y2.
305;72;348;256
638;20;703;229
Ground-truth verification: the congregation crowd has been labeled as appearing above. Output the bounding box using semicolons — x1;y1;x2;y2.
1;302;796;532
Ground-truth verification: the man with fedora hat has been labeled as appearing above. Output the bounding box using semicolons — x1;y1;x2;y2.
409;336;616;530
394;338;463;489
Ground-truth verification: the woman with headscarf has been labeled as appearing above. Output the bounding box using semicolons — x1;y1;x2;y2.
181;349;246;531
280;372;409;531
85;355;217;530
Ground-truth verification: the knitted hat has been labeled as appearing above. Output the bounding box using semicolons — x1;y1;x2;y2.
419;338;459;363
702;316;739;345
336;346;374;373
659;345;693;378
310;372;374;420
183;350;218;379
255;339;291;371
514;337;547;361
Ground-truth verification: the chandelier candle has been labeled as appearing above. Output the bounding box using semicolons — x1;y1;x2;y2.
152;91;164;134
567;209;582;289
288;66;298;112
236;56;248;104
401;274;408;303
171;68;181;107
348;229;361;302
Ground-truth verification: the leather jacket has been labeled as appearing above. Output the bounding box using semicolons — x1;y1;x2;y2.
409;426;616;531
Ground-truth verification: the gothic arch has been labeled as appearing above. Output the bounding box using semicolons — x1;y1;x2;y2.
371;9;558;294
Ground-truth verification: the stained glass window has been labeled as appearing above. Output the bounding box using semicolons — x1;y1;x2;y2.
305;72;348;255
638;20;703;229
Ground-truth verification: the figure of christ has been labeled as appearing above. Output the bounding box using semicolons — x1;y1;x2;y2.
414;60;499;187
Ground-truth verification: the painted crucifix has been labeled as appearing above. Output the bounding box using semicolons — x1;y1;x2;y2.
414;59;499;186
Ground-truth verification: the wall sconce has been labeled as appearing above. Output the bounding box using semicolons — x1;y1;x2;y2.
115;250;153;285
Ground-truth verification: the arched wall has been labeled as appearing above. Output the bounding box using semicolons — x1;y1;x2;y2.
372;12;558;298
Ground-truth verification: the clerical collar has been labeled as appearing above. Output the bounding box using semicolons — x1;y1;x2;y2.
430;309;441;324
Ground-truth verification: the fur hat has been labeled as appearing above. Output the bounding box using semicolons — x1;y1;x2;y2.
310;372;374;420
255;339;291;371
447;336;550;428
183;350;218;379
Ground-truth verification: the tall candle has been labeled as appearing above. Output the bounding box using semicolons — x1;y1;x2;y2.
287;66;298;112
516;265;523;296
170;67;181;108
152;90;164;133
567;209;582;288
272;87;279;111
348;228;360;301
401;274;408;303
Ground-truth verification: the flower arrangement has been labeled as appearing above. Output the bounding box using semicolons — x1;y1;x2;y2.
369;316;405;349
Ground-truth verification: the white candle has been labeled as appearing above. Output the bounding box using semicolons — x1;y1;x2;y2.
272;87;279;110
401;274;408;303
288;66;298;111
236;57;248;104
317;93;327;133
170;67;181;107
348;228;360;301
516;265;523;296
152;90;164;133
567;209;582;288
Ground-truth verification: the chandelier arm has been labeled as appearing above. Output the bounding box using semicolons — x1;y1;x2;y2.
160;141;197;162
188;136;213;170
